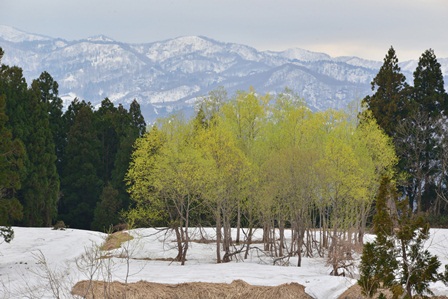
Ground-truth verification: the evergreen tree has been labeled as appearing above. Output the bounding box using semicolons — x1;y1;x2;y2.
20;84;59;226
91;183;121;232
412;49;448;117
0;63;29;145
1;49;59;226
0;48;25;231
362;46;408;137
95;98;119;183
358;177;398;297
129;99;146;137
110;104;134;210
108;101;147;213
413;49;447;212
0;49;26;231
0;94;25;232
33;72;65;174
358;177;447;298
60;103;103;229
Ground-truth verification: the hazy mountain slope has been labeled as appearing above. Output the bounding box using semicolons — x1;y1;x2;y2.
1;25;447;122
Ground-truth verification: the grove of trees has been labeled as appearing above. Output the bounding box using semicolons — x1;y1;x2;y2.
125;87;396;273
359;47;448;298
0;48;146;233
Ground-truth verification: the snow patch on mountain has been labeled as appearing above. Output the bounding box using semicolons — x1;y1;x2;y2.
0;25;51;42
279;48;331;62
1;25;447;123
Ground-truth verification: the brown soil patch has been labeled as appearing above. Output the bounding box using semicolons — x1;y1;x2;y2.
72;279;313;299
338;284;448;299
100;231;134;251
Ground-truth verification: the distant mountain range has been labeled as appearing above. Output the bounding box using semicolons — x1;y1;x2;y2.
1;25;447;122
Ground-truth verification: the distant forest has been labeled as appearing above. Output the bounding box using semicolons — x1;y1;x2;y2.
1;46;448;233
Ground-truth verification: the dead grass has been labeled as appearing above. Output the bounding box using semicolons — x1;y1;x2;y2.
337;284;448;299
72;279;313;299
100;231;134;251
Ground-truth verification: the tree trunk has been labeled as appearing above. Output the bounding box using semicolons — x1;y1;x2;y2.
244;227;253;260
222;213;232;263
174;226;183;262
263;222;270;252
236;204;241;244
181;211;190;266
216;207;222;263
279;220;285;257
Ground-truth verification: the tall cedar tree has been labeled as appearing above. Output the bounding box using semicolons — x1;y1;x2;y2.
365;47;448;214
363;46;408;137
411;49;448;212
113;100;146;206
110;104;137;209
130;99;147;137
95;98;119;184
21;81;59;226
91;99;146;230
1;50;59;226
33;72;65;174
0;94;25;242
60;103;103;229
412;49;448;117
0;48;25;231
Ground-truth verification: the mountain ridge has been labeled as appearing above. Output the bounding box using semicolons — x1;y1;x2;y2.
1;25;447;122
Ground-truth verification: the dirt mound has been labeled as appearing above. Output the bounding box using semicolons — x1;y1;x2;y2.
72;279;313;299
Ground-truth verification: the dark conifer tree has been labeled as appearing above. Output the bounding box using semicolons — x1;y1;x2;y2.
0;64;29;144
0;49;26;230
33;72;65;174
59;103;103;229
110;104;133;204
362;46;408;137
359;176;447;298
0;50;59;226
397;49;448;213
0;94;25;228
91;183;121;232
19;83;59;226
95;98;119;183
0;50;24;236
129;99;146;137
111;102;146;212
412;49;448;117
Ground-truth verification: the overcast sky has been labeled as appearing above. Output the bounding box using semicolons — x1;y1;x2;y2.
1;0;447;61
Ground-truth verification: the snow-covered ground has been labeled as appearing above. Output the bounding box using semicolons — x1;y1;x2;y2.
1;227;447;298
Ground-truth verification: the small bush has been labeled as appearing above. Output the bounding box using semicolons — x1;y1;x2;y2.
100;231;133;251
52;220;67;230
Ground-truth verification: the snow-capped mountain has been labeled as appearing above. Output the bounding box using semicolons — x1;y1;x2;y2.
1;25;447;122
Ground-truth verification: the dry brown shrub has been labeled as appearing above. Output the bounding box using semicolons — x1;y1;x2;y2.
72;279;313;299
100;231;134;251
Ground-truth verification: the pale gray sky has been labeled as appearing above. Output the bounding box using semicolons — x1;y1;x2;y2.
1;0;447;61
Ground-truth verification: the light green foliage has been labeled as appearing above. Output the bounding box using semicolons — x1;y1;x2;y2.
126;87;397;267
